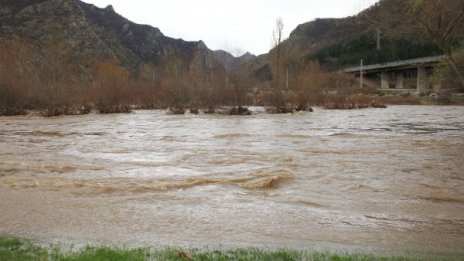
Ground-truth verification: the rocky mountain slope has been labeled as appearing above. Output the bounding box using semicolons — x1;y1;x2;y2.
0;0;225;81
213;50;256;73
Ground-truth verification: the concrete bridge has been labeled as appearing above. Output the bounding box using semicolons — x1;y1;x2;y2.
344;55;445;94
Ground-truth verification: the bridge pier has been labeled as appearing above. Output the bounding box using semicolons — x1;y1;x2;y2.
381;71;389;89
395;72;404;89
433;78;442;93
417;67;427;94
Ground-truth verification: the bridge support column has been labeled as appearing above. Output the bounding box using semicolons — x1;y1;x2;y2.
417;67;427;94
381;71;389;89
395;72;404;89
433;78;442;93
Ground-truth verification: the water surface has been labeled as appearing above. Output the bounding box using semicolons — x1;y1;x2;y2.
0;106;463;254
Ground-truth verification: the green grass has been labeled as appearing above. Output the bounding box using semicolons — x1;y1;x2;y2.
0;235;460;261
0;236;48;260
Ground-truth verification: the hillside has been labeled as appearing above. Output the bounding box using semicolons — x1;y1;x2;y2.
0;0;254;114
213;50;256;73
260;0;464;72
0;0;225;83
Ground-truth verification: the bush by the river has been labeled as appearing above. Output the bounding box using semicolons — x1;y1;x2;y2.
323;94;387;110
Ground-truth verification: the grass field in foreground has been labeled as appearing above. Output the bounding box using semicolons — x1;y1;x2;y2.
0;235;460;261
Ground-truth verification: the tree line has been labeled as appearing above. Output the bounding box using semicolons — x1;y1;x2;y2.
0;35;370;117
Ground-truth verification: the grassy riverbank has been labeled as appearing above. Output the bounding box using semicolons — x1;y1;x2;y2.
1;236;461;261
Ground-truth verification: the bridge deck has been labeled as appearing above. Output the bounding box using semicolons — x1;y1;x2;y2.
344;55;445;74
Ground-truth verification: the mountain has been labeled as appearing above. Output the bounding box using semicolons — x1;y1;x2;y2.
255;0;464;74
0;0;224;81
213;50;256;73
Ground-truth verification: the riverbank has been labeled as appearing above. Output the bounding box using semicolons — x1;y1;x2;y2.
1;235;459;261
375;92;464;105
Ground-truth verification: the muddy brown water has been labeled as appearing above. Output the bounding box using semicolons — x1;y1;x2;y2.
0;106;463;254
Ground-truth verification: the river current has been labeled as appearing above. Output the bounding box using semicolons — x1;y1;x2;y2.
0;106;463;254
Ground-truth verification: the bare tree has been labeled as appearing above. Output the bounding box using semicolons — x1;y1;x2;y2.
228;47;250;110
272;18;284;90
269;18;287;111
40;31;72;112
95;58;132;113
410;0;464;89
0;41;35;115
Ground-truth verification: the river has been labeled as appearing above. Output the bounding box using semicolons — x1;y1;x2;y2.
0;106;463;255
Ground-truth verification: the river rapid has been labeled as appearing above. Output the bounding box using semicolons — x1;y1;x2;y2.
0;106;463;255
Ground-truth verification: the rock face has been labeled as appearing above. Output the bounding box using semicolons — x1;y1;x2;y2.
213;50;256;73
0;0;224;79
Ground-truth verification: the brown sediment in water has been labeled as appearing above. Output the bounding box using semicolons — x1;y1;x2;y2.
1;171;292;195
214;133;252;139
0;161;104;173
0;106;463;254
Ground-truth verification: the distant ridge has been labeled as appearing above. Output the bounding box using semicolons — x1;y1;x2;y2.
0;0;231;81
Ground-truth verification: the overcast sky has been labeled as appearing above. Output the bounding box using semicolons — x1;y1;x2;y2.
81;0;378;55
